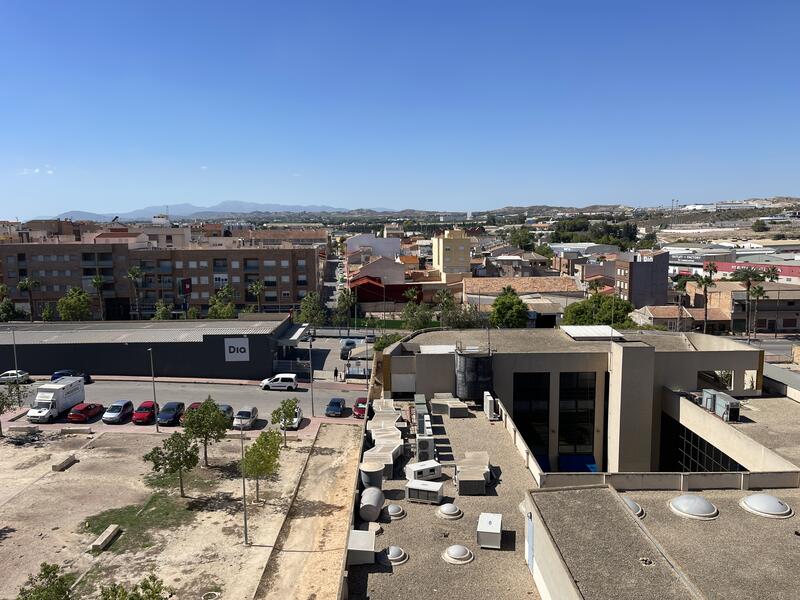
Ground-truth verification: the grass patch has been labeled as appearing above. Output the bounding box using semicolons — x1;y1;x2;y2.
83;492;196;554
144;468;216;492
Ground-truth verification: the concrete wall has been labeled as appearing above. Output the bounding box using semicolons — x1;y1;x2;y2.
0;334;277;380
414;353;456;399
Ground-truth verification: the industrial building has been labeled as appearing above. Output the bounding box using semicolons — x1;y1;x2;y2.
0;317;308;380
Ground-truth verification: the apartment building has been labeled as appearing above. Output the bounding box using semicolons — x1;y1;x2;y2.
613;250;668;308
0;242;320;319
432;228;470;277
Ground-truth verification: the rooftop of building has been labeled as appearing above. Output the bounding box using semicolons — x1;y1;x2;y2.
348;407;540;600
404;328;717;354
639;305;693;319
0;317;287;345
462;276;580;295
732;395;800;467
685;307;731;322
533;485;800;600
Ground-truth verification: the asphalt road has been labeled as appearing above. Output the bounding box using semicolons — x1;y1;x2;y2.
731;336;798;358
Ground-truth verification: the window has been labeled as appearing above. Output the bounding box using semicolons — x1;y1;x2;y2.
298;290;307;298
38;270;45;277
297;276;308;286
783;318;797;328
200;276;209;285
245;259;259;271
281;290;290;298
513;373;550;458
265;275;277;287
231;260;240;269
53;284;60;292
213;258;227;272
265;290;277;300
64;270;71;277
191;292;199;300
189;261;198;269
36;255;44;262
281;275;290;283
558;372;596;456
7;270;17;278
175;261;183;269
264;259;276;267
5;256;15;264
213;274;228;288
51;270;58;277
199;260;208;268
201;291;209;299
281;259;289;268
297;259;306;267
191;277;198;285
232;275;240;283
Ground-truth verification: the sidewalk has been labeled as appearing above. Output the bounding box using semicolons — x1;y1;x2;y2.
30;374;366;391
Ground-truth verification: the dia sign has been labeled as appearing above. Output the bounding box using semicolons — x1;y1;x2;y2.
224;337;250;362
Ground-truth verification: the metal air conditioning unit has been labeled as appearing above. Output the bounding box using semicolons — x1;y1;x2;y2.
702;389;717;412
714;392;740;422
406;479;444;504
405;459;442;482
483;391;500;421
416;435;435;461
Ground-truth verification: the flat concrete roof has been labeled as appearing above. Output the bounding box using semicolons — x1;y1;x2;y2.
408;329;707;354
530;486;696;600
349;407;540;600
0;318;285;345
733;396;800;467
626;488;800;600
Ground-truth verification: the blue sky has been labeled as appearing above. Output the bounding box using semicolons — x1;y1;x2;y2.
1;1;799;219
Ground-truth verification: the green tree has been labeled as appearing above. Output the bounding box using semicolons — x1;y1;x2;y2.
57;287;92;321
562;294;635;327
731;267;765;339
90;274;106;321
0;381;29;437
534;244;554;258
696;262;718;334
183;396;230;467
126;266;143;319
207;284;237;319
402;287;420;304
248;280;265;313
509;228;533;250
271;397;299;448
40;303;55;322
143;432;199;497
402;301;434;331
16;277;40;322
763;266;780;283
99;574;174;600
489;288;529;328
374;332;404;352
0;297;21;322
186;306;200;320
242;429;282;502
752;219;769;232
298;292;326;328
16;562;74;600
336;289;355;329
151;300;173;320
433;289;457;328
0;283;7;300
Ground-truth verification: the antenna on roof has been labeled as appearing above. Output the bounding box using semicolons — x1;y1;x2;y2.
111;216;119;223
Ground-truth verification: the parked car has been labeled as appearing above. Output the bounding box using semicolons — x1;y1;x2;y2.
132;401;157;425
233;406;258;430
102;400;134;424
67;403;104;423
340;338;357;350
52;369;93;384
179;401;202;424
0;370;31;384
340;348;351;360
353;398;369;419
364;333;376;344
279;406;303;430
260;373;298;391
217;404;235;425
157;402;185;426
325;397;346;417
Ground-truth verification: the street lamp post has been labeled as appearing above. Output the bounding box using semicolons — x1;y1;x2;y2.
240;429;249;545
147;348;159;433
309;337;315;417
11;326;18;375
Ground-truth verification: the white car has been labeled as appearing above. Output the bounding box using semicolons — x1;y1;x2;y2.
280;406;303;430
364;334;376;344
260;373;298;391
233;406;258;430
0;370;31;384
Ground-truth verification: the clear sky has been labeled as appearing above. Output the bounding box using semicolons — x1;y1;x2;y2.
1;0;799;219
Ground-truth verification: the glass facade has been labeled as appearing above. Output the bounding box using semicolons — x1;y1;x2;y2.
513;373;550;459
660;414;744;472
558;372;596;456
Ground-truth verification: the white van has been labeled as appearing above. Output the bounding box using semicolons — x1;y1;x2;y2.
260;373;298;391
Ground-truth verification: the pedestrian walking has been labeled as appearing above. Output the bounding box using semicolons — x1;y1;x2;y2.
333;367;339;381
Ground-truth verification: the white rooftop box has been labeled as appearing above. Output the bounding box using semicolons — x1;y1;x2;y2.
405;459;442;481
477;512;502;549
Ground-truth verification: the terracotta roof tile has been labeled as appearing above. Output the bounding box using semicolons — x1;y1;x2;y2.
463;276;579;295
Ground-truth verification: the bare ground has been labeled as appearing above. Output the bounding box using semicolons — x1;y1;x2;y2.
256;423;362;600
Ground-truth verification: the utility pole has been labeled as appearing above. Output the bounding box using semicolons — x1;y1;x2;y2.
774;289;780;339
240;429;249;545
309;336;315;417
147;348;160;433
11;326;18;375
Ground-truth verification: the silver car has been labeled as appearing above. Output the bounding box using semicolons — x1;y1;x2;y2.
0;370;31;384
102;400;133;424
233;406;258;430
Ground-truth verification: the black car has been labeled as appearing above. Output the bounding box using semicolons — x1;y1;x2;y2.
52;369;93;384
157;402;185;426
325;397;346;417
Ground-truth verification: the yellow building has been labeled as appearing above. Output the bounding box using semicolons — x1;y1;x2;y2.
432;228;470;276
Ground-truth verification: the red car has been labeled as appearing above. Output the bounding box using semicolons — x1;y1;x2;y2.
179;402;202;425
67;403;104;423
132;401;157;425
353;397;369;419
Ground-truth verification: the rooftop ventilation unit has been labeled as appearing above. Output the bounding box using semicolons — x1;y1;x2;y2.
385;504;406;520
416;435;435;462
437;502;464;520
739;493;794;519
477;512;503;549
405;459;442;482
702;389;717;411
668;494;719;520
483;391;500;421
714;392;740;422
442;544;474;565
383;545;409;566
560;325;625;341
406;479;444;504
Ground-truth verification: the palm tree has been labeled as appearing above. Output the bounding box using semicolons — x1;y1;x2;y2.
696;262;718;335
731;267;765;340
749;285;766;339
586;279;602;297
16;277;40;322
674;275;694;333
90;274;105;321
403;287;419;304
126;266;143;320
763;266;780;283
248;280;266;313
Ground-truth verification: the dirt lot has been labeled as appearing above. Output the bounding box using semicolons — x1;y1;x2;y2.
256;423;363;600
0;430;311;599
